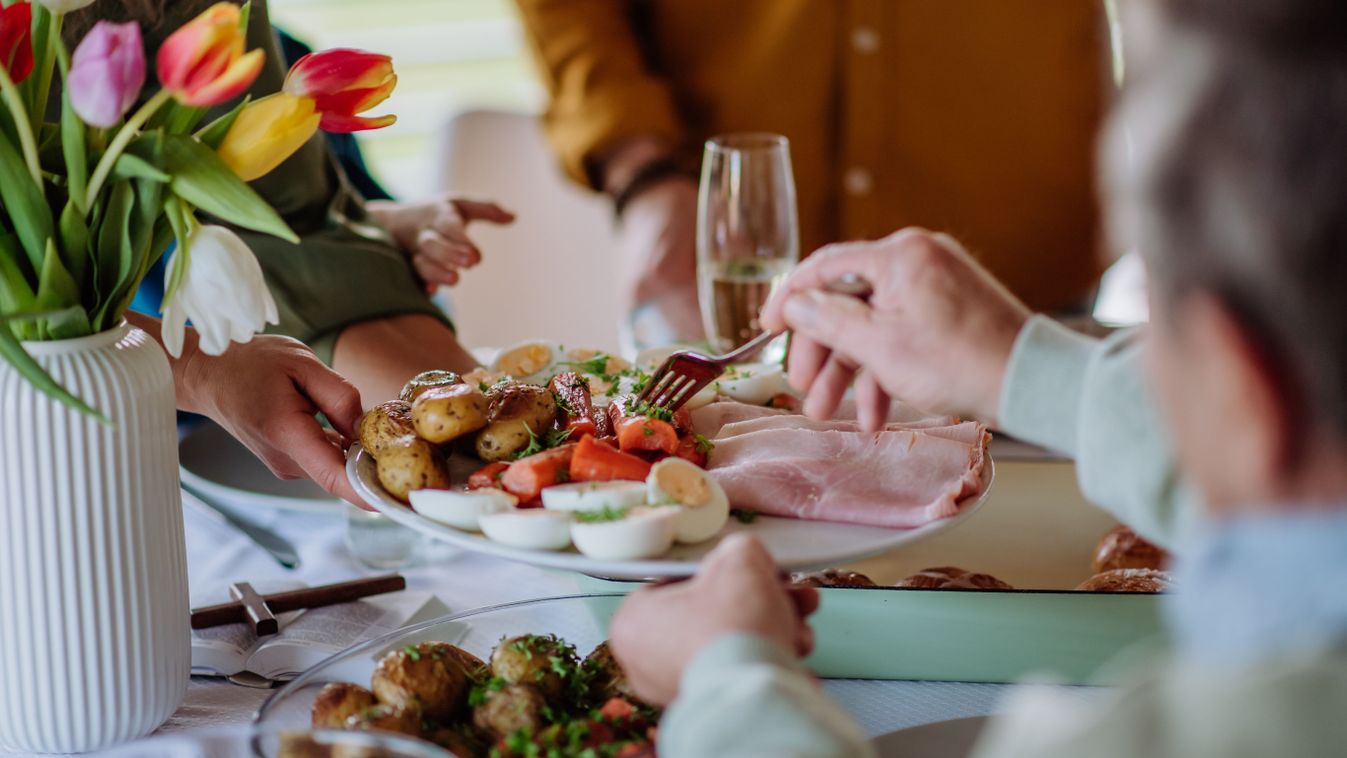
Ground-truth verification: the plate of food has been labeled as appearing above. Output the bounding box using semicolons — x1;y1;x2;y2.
253;594;649;757
347;341;995;579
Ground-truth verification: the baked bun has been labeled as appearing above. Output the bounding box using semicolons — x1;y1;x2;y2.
894;566;1013;590
790;568;876;588
1076;568;1175;593
1092;525;1169;573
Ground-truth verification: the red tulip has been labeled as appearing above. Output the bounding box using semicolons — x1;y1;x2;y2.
283;48;396;132
0;2;34;85
155;2;263;107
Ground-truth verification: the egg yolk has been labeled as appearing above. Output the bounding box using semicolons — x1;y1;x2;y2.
655;465;711;507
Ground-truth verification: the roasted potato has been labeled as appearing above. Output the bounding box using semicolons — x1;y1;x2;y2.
584;641;636;702
358;401;415;459
311;682;379;729
375;436;451;502
475;384;558;462
343;703;422;737
412;384;489;444
471;683;547;741
399;370;463;403
490;634;575;700
430;725;486;758
371;642;473;721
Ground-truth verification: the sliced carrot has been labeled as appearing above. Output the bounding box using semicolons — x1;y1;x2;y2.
500;444;576;501
571;434;653;482
673;435;708;467
467;462;509;490
615;416;679;455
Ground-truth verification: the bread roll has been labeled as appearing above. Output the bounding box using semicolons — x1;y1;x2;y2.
1092;525;1169;573
1076;567;1175;593
790;569;877;588
894;566;1013;590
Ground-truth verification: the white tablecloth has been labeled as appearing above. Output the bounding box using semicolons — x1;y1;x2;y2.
4;492;1106;756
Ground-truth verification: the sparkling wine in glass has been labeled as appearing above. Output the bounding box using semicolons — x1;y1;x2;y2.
696;133;800;357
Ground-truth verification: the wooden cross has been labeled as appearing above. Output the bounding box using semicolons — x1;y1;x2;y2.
190;574;407;636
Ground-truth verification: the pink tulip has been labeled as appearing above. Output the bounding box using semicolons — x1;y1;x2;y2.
67;21;145;128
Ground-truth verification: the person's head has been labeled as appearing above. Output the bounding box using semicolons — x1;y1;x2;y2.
1103;0;1347;513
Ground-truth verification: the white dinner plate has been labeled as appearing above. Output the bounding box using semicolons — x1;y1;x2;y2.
180;422;342;515
346;445;993;579
872;716;988;758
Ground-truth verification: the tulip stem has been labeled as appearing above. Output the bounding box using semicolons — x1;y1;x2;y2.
85;89;173;212
30;12;62;140
0;65;43;188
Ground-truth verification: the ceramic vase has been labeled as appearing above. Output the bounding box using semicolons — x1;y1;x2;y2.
0;322;188;753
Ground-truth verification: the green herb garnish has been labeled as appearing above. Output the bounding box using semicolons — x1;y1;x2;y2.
642;425;654;437
573;506;629;524
514;424;574;460
731;509;759;524
693;433;715;455
561;353;613;378
403;644;421;662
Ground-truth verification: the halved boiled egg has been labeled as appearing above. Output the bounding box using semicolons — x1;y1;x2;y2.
479;508;572;551
646;458;730;543
570;506;678;561
714;363;794;406
541;481;647;512
490;340;562;383
410;487;516;532
635;345;681;370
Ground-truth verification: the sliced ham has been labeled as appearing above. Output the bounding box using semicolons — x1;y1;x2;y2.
694;401;989;528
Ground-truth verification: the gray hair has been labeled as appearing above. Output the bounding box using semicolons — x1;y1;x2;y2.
1103;0;1347;438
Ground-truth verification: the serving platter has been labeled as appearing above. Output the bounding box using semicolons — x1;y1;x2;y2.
346;444;993;579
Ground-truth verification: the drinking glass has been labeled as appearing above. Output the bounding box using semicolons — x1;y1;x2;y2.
696;133;800;356
345;503;423;570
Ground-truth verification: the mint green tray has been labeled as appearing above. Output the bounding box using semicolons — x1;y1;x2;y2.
574;576;1165;685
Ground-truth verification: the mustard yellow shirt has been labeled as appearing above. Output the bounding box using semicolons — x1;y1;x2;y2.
516;0;1108;311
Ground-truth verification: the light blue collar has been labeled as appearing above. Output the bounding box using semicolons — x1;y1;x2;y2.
1166;507;1347;666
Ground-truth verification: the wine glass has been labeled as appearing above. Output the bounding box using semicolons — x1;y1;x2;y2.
696;133;800;356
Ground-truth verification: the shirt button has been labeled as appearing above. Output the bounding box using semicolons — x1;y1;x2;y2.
844;167;874;197
851;27;881;55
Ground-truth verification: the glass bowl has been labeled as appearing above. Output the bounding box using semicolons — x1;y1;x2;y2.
254;594;627;751
99;726;452;757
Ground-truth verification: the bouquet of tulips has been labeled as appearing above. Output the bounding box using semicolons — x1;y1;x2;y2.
0;0;396;415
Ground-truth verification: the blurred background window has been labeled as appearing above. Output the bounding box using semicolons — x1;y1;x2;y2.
270;0;543;200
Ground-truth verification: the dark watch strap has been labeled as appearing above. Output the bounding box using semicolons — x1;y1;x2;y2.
612;157;695;218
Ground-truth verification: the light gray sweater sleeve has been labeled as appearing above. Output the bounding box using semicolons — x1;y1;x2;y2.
997;316;1197;547
658;634;877;758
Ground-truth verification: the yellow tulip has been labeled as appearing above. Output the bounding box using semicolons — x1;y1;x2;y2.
217;92;321;182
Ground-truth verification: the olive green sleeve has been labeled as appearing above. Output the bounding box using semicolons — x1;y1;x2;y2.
218;1;450;363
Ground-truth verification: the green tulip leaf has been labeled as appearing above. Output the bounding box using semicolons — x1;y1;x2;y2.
194;97;250;150
0;131;54;274
0;231;37;326
34;239;91;340
57;200;91;293
159;134;298;243
113;153;171;183
61;89;88;210
91;182;135;329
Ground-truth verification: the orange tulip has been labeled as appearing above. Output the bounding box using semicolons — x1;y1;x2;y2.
283;48;396;132
155;2;263;107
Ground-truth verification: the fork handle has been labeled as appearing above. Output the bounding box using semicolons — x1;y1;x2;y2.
724;275;874;363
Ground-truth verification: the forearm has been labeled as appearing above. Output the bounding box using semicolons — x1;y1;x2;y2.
331;313;479;410
997;316;1197;547
658;634;875;758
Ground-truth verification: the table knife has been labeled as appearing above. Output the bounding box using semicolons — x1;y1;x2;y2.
181;484;302;569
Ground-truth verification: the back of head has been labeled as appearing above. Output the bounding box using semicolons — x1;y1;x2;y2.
1105;0;1347;444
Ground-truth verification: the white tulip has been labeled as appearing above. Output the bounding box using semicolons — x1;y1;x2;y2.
37;0;98;12
160;225;279;358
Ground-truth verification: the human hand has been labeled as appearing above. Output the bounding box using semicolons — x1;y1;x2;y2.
761;229;1031;431
366;196;515;288
180;334;365;505
617;177;705;347
608;534;820;706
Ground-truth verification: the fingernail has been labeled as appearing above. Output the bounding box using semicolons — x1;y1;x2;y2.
783;293;819;329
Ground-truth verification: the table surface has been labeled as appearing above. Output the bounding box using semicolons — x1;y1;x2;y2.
4;446;1111;756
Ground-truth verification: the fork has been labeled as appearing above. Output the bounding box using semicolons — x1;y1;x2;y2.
638;274;874;412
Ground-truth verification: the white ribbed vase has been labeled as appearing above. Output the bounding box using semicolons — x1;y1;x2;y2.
0;323;188;753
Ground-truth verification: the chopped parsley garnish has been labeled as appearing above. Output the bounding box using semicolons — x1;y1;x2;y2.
693;433;715;455
642;425;654;437
552;390;576;416
623;397;674;422
731;508;759;524
555;467;571;484
403;645;421;662
561;353;615;379
515;423;575;460
574;506;629;524
479;381;491;392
